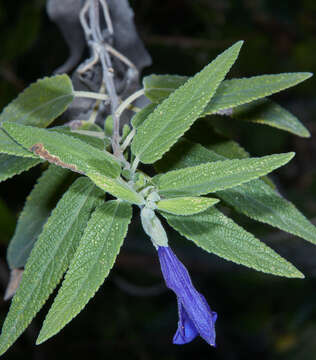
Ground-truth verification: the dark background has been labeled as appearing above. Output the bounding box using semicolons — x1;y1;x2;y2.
1;1;316;359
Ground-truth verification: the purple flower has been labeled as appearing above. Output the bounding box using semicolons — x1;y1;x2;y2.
157;246;217;346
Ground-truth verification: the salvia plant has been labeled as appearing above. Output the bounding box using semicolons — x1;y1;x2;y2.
0;3;316;355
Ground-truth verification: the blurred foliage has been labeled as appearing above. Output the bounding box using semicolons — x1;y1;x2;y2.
1;0;316;359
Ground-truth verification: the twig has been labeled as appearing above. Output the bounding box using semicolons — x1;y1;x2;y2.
121;128;136;152
115;89;144;119
74;90;109;101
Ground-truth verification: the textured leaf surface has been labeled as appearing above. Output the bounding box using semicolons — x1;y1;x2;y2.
203;73;312;115
0;129;37;158
0;154;41;183
37;200;132;344
7;166;75;269
52;127;106;150
3;123;143;203
132;41;243;164
154;152;294;197
157;196;219;215
0;178;104;356
88;173;144;205
0;75;73;127
143;74;189;103
144;73;312;117
2;123;121;177
163;207;303;278
156;139;316;245
131;103;157;128
232;99;310;137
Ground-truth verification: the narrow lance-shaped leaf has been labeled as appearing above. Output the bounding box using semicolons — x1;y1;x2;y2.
131;41;243;164
156;139;316;246
88;173;144;205
163;207;304;278
131;103;157;129
143;73;311;137
0;129;38;158
37;200;132;344
203;73;312;115
0;178;104;356
0;75;75;171
144;73;312;115
2;123;120;177
0;154;41;183
7;165;76;269
2;123;144;204
52;122;108;150
154;152;294;198
156;197;219;216
0;75;74;127
231;99;310;138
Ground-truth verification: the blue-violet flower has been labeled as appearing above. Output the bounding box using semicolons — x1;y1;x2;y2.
157;246;217;346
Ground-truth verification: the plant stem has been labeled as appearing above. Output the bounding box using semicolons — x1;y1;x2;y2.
121;128;136;152
115;89;145;119
74;91;109;101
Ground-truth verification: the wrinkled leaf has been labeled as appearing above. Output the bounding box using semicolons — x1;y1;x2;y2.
144;72;312;115
37;200;132;344
0;75;73;127
132;41;243;164
144;73;311;137
154;152;294;198
232;99;310;138
157;196;219;216
7;165;75;269
156;139;316;245
163;207;304;278
131;103;157;128
2;123;121;177
88;173;144;205
0;178;104;356
0;154;41;183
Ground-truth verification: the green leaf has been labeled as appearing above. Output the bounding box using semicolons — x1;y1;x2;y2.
144;73;311;137
36;200;132;345
7;165;76;269
2;123;121;178
203;73;312;115
232;99;310;138
157;196;219;215
0;178;104;356
0;75;75;163
154;152;294;198
0;75;74;127
144;73;312;116
156;139;316;246
131;103;157;128
143;74;189;103
52;127;107;151
1;123;143;203
0;129;38;158
0;154;41;183
88;173;144;205
163;207;304;278
131;41;243;164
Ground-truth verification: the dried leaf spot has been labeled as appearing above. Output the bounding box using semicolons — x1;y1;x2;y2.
30;143;84;174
